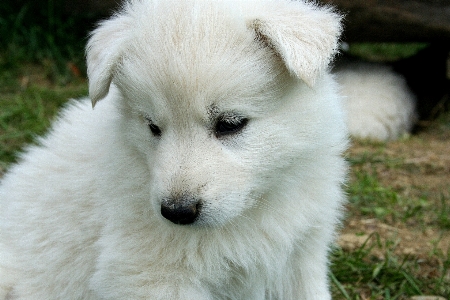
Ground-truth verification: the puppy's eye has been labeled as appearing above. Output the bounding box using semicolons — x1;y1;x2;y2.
149;123;162;137
145;117;162;137
215;116;248;138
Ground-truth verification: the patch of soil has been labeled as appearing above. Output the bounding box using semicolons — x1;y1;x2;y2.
339;118;450;275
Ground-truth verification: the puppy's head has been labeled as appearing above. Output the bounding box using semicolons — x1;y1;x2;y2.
87;0;342;226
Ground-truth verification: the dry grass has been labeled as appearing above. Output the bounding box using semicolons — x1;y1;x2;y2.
332;117;450;299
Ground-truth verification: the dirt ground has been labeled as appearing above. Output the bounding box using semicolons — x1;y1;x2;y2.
339;119;450;278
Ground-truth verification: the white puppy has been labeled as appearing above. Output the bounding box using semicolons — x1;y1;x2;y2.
335;61;417;141
0;0;348;299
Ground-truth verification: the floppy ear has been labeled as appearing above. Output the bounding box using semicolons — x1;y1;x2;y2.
86;14;132;106
247;1;342;87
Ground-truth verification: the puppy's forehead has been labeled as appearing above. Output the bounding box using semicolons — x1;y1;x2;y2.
116;0;287;116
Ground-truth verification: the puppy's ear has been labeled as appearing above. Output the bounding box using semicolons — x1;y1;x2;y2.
248;1;342;87
86;14;132;106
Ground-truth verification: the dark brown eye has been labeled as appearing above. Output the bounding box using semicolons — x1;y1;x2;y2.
215;116;248;138
145;117;162;137
149;123;162;137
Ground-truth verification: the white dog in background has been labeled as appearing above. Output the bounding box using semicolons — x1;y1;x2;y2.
335;61;417;141
0;0;348;299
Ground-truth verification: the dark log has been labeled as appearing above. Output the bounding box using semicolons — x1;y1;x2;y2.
320;0;450;42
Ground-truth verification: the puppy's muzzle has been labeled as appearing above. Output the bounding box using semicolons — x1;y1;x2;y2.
160;196;202;225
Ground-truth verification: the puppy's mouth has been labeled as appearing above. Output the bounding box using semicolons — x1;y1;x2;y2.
160;197;202;225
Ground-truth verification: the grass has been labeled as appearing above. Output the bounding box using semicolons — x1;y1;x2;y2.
331;233;450;299
0;1;90;170
346;43;429;62
0;1;92;84
331;237;423;299
1;2;449;299
331;136;450;299
348;170;401;220
332;169;450;299
0;84;87;169
437;195;450;230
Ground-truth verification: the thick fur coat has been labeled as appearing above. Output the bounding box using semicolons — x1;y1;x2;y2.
0;0;348;299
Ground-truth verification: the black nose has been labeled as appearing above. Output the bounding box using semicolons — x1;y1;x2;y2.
160;197;201;225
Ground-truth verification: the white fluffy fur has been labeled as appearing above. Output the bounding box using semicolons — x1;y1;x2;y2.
335;62;417;141
0;1;348;299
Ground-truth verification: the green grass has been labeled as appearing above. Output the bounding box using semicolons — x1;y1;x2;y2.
347;43;429;62
331;139;450;299
331;169;449;298
0;1;92;84
347;150;408;222
437;195;450;230
346;146;450;231
330;239;450;299
0;0;91;169
331;239;421;299
0;84;87;169
348;170;401;220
